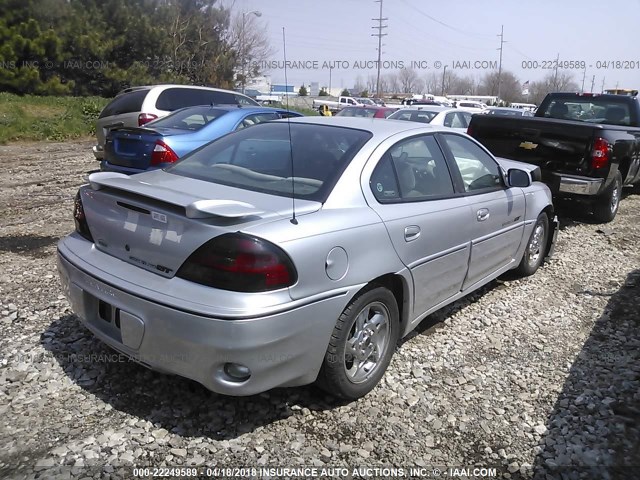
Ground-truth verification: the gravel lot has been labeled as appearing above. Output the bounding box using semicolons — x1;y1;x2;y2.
1;141;639;479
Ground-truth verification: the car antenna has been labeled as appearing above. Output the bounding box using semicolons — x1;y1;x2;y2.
283;27;297;225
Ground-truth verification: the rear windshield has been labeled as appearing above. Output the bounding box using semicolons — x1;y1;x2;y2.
336;107;379;118
538;97;634;125
99;89;149;118
388;110;438;123
148;107;230;131
155;88;258;111
167;122;372;202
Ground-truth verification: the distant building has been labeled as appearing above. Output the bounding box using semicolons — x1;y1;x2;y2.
310;82;320;96
271;84;296;95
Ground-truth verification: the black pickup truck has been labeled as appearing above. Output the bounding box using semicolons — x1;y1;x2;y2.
467;92;640;222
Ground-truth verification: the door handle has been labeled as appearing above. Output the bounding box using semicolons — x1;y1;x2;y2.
477;208;490;221
404;225;421;241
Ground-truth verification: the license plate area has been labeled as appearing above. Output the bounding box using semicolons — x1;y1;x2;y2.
88;296;122;343
98;300;121;329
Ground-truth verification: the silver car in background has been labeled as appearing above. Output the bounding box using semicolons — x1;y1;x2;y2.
388;106;474;133
58;117;557;400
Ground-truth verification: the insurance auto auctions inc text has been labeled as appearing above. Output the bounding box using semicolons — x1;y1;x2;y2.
253;60;498;70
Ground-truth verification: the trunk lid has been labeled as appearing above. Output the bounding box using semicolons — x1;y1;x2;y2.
81;171;321;278
104;127;188;169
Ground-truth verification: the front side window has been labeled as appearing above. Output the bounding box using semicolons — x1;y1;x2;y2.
370;134;454;202
441;134;503;192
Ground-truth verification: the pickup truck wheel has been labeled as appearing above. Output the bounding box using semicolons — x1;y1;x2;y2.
316;286;399;400
592;171;622;223
515;213;549;277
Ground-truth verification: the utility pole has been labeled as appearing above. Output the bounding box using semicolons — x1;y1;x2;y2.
553;53;560;90
590;75;595;92
496;25;505;102
581;68;586;93
441;65;448;96
601;77;606;93
371;0;387;98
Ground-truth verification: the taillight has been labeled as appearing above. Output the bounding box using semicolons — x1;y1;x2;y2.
138;113;158;126
73;190;94;242
150;140;179;166
591;137;611;169
466;124;474;136
176;233;297;292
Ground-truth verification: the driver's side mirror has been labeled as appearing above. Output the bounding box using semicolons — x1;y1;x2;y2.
507;168;531;187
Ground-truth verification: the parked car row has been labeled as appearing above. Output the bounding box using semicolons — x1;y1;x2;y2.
57;86;635;402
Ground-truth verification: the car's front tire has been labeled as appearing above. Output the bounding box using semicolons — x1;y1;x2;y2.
515;213;549;277
316;286;399;400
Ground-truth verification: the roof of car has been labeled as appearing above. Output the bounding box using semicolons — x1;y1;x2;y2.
280;116;446;135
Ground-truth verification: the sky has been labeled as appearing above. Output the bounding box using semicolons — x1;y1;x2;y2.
226;0;640;93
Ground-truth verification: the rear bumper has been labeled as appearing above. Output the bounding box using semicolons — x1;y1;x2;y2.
56;241;346;396
550;172;603;196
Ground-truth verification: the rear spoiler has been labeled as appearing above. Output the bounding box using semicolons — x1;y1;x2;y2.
87;172;265;219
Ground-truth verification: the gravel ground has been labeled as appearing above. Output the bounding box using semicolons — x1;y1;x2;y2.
0;141;639;480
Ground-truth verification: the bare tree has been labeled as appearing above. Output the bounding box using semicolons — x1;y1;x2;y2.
528;71;580;104
227;10;274;89
477;70;522;102
423;72;440;94
366;74;377;94
384;72;400;95
398;68;422;94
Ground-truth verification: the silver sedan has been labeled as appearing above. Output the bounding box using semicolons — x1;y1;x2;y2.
388;106;474;133
57;117;558;400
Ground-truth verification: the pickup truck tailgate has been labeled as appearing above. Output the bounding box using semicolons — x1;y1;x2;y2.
469;116;600;175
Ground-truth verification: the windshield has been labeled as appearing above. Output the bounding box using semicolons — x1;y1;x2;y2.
336;107;379;118
148;107;230;131
388;110;438;123
167;122;372;202
538;97;633;125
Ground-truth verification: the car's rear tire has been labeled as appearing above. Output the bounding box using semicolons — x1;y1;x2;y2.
515;213;549;277
316;286;399;400
592;171;622;223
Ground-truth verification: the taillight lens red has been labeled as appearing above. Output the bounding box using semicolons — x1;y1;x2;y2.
176;233;297;292
138;113;158;126
466;124;474;136
150;140;179;166
73;190;94;242
591;137;611;169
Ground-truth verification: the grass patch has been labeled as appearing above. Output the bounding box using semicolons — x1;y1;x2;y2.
0;92;108;144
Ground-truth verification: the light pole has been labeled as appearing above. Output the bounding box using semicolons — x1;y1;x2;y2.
241;10;261;94
441;65;447;96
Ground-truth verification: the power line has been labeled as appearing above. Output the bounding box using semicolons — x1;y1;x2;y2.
372;0;387;97
398;0;494;38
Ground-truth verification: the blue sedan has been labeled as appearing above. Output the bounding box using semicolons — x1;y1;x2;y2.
101;105;303;174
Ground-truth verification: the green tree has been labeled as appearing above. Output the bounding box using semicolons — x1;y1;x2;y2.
340;88;350;96
298;85;308;96
318;87;329;96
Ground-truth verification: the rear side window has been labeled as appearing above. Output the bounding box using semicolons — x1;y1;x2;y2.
156;88;258;111
99;89;149;118
148;107;230;131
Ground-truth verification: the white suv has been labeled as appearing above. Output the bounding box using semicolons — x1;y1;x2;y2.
93;85;259;159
